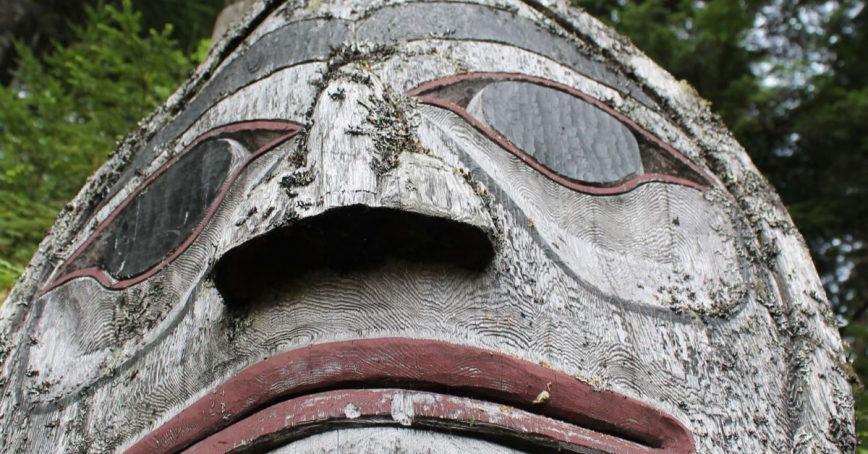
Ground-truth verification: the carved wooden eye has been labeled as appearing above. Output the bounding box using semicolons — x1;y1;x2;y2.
470;81;642;184
411;74;713;194
103;139;236;279
41;121;302;293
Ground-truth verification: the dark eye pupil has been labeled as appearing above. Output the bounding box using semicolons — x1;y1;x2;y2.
104;139;234;279
470;81;643;184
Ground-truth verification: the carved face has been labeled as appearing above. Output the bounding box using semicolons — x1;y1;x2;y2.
0;0;853;453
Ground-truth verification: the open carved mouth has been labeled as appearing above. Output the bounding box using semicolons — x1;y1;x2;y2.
212;206;496;307
124;338;694;454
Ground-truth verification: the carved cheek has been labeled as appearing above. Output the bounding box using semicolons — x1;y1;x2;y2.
414;82;748;313
25;124;304;401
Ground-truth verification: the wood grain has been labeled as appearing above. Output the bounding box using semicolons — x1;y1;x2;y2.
266;427;530;454
0;0;853;453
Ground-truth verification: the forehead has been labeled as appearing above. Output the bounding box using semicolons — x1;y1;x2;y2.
109;0;670;196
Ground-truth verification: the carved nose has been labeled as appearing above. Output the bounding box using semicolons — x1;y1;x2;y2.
306;68;386;208
305;67;491;228
212;67;496;305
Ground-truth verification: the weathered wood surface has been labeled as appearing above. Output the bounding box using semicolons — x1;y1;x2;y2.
0;0;854;453
268;427;529;454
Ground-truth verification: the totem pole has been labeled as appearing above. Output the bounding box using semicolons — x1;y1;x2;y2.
0;0;856;452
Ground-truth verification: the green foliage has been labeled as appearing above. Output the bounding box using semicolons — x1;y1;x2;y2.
129;0;225;55
0;0;203;291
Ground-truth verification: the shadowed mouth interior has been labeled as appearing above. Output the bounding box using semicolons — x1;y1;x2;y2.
125;339;694;454
212;206;496;306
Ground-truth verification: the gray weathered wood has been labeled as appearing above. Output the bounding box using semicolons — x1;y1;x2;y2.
0;0;854;453
268;427;530;453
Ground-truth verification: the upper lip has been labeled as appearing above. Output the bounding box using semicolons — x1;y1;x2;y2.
124;338;694;454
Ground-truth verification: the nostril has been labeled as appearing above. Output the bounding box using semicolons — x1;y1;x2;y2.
211;206;495;306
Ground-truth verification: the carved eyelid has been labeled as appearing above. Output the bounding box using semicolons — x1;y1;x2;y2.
39;121;303;295
409;73;714;195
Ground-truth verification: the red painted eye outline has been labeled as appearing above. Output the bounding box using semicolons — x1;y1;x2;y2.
38;121;303;296
408;73;715;195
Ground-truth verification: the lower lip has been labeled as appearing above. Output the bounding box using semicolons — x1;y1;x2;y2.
124;338;693;454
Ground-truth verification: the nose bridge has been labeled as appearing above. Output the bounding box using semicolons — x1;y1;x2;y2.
303;65;492;233
307;67;386;209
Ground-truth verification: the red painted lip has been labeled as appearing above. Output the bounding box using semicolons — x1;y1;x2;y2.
125;338;694;454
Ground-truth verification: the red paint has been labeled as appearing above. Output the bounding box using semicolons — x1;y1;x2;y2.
185;389;663;454
39;121;303;296
409;73;715;195
125;338;694;454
